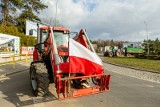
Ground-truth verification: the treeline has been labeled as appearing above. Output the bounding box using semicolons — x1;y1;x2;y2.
92;38;160;54
0;0;47;46
143;38;160;54
92;40;123;49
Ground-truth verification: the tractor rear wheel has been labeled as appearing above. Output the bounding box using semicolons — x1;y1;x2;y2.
30;62;49;97
116;52;121;57
108;52;113;57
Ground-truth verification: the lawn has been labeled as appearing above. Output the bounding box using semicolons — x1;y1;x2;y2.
103;57;160;73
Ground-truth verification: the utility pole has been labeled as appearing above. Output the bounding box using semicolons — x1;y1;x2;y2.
55;0;59;26
144;21;149;55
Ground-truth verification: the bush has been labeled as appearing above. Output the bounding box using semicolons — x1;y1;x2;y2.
146;55;157;59
135;54;146;59
153;55;160;60
135;54;160;60
0;26;19;36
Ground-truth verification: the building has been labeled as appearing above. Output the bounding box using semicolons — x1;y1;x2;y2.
26;20;44;37
92;44;97;50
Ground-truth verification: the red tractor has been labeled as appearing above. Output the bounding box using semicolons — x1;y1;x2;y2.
30;26;110;100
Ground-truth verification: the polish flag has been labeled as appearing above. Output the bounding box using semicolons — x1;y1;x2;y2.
69;38;103;76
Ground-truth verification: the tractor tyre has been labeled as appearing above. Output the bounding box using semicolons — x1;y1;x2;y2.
116;52;121;57
30;63;49;97
108;52;113;57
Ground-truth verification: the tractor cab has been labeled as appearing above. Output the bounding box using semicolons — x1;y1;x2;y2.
35;26;69;61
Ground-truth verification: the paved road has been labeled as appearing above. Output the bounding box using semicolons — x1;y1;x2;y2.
0;61;30;76
0;63;160;107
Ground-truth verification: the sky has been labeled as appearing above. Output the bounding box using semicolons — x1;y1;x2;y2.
2;0;160;42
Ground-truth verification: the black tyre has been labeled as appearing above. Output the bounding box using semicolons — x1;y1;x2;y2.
109;52;113;57
92;77;100;85
30;63;49;97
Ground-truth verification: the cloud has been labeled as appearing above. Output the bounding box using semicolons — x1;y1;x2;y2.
40;0;160;41
40;0;87;28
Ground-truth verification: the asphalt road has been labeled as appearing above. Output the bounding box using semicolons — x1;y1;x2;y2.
0;63;160;107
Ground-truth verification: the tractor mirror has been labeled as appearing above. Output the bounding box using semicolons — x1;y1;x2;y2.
35;43;44;51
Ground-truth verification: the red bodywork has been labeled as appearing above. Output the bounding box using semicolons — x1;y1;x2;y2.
33;49;38;61
74;30;89;49
33;26;110;100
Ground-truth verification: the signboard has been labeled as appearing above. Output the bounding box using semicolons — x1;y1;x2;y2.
28;47;34;55
21;46;34;55
0;33;20;55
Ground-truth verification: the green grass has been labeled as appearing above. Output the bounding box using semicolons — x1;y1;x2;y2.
103;57;160;72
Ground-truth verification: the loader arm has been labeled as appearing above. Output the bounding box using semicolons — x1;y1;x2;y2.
74;30;89;49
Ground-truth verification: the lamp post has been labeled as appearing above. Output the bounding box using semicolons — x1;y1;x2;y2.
144;21;149;55
55;0;59;26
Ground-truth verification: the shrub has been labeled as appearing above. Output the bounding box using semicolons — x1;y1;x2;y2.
135;54;146;59
135;54;160;60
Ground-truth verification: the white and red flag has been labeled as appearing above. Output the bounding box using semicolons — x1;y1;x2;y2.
69;38;103;76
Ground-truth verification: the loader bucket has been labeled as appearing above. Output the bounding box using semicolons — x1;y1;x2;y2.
56;74;110;100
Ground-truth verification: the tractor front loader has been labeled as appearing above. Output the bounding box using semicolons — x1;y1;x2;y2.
30;26;110;100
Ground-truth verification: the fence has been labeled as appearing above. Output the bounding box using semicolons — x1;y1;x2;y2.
0;54;33;69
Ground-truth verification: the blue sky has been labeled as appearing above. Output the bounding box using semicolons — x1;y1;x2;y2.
72;0;97;11
86;2;96;11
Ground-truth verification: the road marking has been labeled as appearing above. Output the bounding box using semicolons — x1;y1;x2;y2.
32;97;46;107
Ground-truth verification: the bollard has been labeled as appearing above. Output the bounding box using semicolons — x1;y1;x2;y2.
12;55;16;69
26;54;28;63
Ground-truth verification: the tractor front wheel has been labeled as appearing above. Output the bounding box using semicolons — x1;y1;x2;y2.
30;63;49;97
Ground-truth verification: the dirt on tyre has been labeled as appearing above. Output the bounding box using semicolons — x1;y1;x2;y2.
30;62;49;97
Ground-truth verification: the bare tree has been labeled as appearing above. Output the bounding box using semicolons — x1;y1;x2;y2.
41;17;63;27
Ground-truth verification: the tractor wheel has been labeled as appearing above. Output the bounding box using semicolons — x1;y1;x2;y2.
108;52;113;57
116;52;121;57
30;63;49;97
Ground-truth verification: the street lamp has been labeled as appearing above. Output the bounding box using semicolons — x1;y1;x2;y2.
55;0;59;26
144;21;149;55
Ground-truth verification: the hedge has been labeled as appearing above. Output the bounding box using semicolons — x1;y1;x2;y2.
135;54;160;60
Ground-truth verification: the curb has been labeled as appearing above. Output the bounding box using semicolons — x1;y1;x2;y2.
0;68;29;77
101;58;160;74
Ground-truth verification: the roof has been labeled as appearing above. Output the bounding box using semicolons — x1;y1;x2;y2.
40;26;70;31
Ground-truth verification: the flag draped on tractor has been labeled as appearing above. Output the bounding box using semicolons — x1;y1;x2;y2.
69;38;103;76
